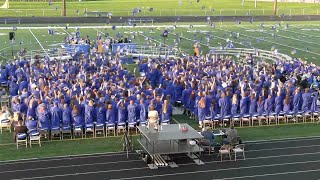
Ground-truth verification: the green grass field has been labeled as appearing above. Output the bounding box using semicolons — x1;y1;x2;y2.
1;113;320;161
1;21;320;63
1;0;320;17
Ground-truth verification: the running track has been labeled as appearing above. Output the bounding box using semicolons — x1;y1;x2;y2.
0;137;320;180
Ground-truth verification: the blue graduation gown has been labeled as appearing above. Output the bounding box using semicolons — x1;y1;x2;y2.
264;98;273;114
127;104;136;123
257;101;265;115
51;106;62;127
117;103;126;123
301;92;311;111
106;109;116;125
311;91;319;112
84;105;95;124
27;108;36;120
293;93;302;113
274;96;283;114
96;107;106;125
231;102;238;116
38;111;51;129
162;104;172;122
198;105;206;122
139;103;147;123
240;97;249;115
62;107;72;126
219;97;229;118
249;99;257;115
72;111;84;127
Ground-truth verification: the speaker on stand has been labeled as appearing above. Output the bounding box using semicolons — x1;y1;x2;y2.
9;32;15;56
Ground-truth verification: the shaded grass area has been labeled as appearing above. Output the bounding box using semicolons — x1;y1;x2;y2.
1;114;320;161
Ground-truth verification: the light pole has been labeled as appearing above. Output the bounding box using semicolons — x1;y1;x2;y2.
62;0;66;16
274;0;277;15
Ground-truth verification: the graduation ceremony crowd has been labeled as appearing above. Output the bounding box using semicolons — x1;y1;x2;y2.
1;42;320;141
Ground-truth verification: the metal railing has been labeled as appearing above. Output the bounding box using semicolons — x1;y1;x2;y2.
209;48;292;62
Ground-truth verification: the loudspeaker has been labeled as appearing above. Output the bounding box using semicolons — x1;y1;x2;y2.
9;32;15;40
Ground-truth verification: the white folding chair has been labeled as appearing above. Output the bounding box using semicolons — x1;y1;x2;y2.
296;111;304;123
218;144;231;161
16;133;28;149
241;114;250;127
29;130;41;148
277;112;287;124
268;112;277;125
304;111;312;123
312;111;320;122
251;114;259;126
232;144;245;161
0;119;11;133
203;116;213;129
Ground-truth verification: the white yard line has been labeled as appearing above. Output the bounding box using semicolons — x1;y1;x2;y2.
28;29;50;58
214;26;320;56
238;26;319;45
0;25;208;30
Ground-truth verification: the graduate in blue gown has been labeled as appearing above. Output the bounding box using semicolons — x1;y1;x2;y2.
274;92;283;114
240;92;250;115
51;101;62;128
117;99;126;124
283;95;291;113
249;93;257;115
310;90;319;112
198;96;206;127
127;100;137;124
96;102;106;125
264;94;274;114
106;104;116;125
139;98;147;124
72;105;84;128
62;103;72;127
301;88;312;111
219;92;229;118
256;96;265;115
230;94;239;116
38;104;51;130
293;88;302;113
161;100;172;123
84;100;95;126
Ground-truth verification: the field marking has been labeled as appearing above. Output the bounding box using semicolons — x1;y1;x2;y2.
238;26;319;46
9;151;320;180
111;159;320;180
216;169;320;180
0;25;208;30
214;26;320;56
28;29;50;58
57;25;71;36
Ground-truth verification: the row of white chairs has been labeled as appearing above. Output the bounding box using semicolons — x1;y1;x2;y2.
203;111;320;129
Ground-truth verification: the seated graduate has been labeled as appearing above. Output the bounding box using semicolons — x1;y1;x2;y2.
200;126;215;148
13;116;27;142
147;105;159;130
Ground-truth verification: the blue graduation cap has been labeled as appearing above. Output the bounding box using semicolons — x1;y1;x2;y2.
112;25;116;30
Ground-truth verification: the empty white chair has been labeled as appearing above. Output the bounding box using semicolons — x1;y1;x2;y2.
232;144;245;161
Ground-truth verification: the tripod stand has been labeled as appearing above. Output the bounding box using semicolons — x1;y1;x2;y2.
121;129;133;158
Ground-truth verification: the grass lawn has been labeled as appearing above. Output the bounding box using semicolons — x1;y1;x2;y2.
1;0;320;17
1;113;320;161
1;22;320;64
